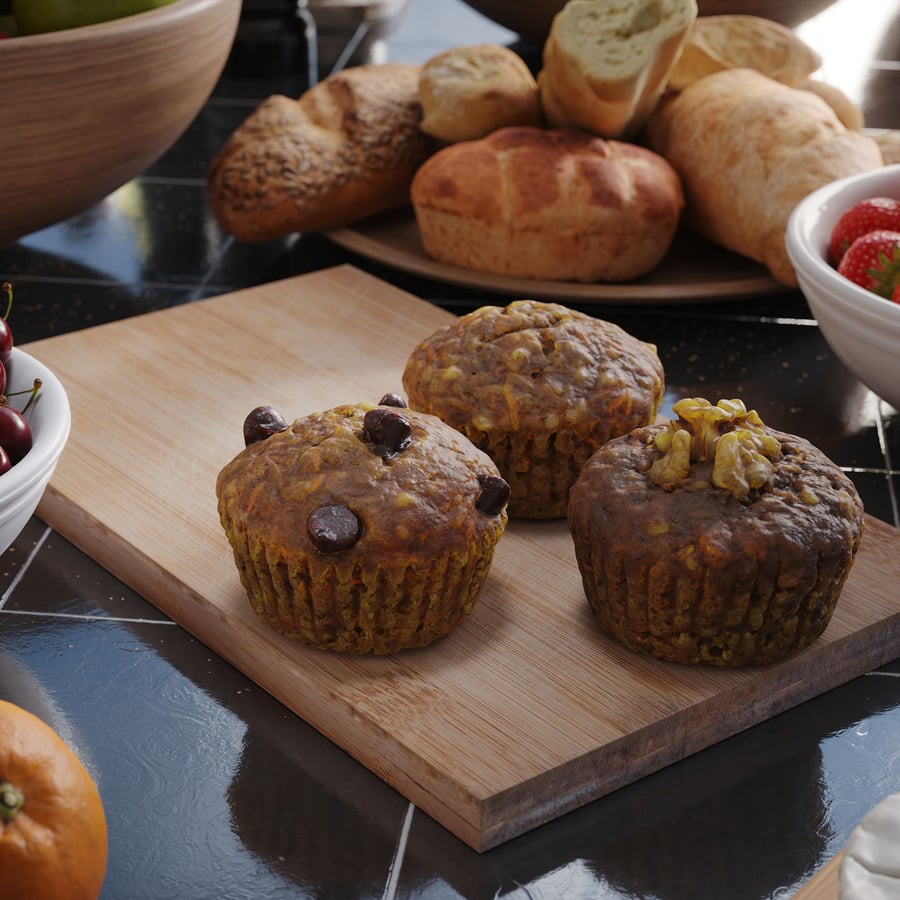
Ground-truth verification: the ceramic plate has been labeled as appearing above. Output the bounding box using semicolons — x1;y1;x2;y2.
326;209;784;305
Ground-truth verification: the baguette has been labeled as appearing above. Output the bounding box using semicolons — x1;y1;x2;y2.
538;0;698;140
207;64;434;241
797;79;865;131
644;68;883;286
666;15;821;91
873;131;900;165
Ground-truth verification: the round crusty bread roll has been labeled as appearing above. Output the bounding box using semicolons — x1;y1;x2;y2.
207;63;434;241
538;0;698;139
418;44;542;143
410;126;684;283
666;14;822;91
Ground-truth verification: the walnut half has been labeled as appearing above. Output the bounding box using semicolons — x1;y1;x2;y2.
650;398;783;500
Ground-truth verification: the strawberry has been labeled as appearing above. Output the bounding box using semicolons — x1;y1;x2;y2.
836;230;900;299
827;196;900;267
893;284;900;305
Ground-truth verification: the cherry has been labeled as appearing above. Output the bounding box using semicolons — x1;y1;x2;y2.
0;283;13;369
0;404;31;465
0;446;9;476
0;359;5;398
0;379;41;467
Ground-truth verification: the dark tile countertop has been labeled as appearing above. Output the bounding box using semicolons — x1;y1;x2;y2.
2;1;900;897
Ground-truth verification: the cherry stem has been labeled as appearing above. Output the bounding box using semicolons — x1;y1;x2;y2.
0;378;41;413
0;282;11;322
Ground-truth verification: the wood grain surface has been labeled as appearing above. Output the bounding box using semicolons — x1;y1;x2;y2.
25;265;900;851
794;853;841;899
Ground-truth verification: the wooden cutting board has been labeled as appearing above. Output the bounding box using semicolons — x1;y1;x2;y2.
795;854;841;899
26;265;900;851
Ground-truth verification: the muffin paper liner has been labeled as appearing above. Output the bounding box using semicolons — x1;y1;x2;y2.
225;525;501;655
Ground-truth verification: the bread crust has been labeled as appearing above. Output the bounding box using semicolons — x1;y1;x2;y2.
798;79;865;131
410;126;684;283
666;14;822;91
644;68;883;285
418;44;542;142
538;0;698;139
207;63;434;241
874;130;900;165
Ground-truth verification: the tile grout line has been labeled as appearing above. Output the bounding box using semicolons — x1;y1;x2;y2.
0;525;175;625
873;402;900;527
0;525;51;610
0;608;178;625
192;234;236;301
383;801;415;900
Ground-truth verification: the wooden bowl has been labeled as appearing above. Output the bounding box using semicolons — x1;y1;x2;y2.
462;0;838;46
0;0;241;247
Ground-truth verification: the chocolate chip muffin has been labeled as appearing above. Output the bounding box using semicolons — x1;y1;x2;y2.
568;398;865;667
216;397;510;655
402;300;664;518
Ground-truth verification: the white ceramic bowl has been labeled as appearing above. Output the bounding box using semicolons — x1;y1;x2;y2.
786;164;900;412
0;348;71;555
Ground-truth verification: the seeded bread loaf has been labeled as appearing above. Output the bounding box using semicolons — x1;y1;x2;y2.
538;0;698;139
418;44;542;143
410;126;684;283
645;68;883;286
207;63;434;241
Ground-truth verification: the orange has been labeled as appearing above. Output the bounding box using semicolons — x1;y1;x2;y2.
0;700;108;899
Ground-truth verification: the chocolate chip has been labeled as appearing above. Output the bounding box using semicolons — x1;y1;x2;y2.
307;504;361;552
243;405;288;446
378;392;407;408
475;474;510;516
363;407;412;459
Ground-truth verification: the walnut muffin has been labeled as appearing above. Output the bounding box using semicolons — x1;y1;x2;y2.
216;398;510;655
402;300;664;518
568;398;865;666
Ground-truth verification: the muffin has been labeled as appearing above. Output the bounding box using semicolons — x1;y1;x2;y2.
216;397;510;655
568;397;865;666
402;300;664;518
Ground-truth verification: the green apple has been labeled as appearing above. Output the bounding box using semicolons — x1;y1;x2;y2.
13;0;178;35
0;14;18;36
